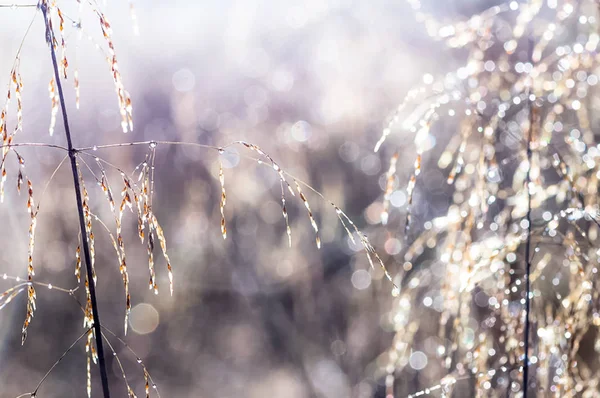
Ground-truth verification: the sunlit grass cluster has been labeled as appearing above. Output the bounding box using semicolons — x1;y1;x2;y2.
376;0;600;396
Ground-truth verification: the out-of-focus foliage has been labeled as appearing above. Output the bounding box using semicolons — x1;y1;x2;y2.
378;0;600;397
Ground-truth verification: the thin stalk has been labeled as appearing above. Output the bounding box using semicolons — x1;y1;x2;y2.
522;39;535;398
40;3;111;397
30;328;92;397
522;107;533;398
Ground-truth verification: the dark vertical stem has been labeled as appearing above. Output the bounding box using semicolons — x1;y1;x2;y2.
523;36;535;398
40;4;111;397
522;102;533;398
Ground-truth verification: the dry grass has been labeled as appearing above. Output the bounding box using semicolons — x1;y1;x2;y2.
7;0;600;397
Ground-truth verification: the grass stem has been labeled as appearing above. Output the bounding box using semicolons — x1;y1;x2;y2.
40;3;111;397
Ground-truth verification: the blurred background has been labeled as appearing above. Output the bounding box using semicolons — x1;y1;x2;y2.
0;1;493;397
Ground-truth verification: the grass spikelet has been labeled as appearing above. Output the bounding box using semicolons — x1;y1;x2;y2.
78;164;96;285
294;180;320;249
333;206;355;245
147;224;157;294
131;153;159;293
0;160;6;203
86;330;92;398
97;11;133;132
14;150;24;166
83;277;93;329
0;110;5;142
99;174;116;213
148;145;156;205
21;283;36;345
218;160;226;239
74;70;80;109
108;210;132;330
133;154;153;245
48;77;58;136
150;214;172;296
89;330;98;364
136;195;145;242
123;261;131;334
128;386;138;398
75;245;81;282
381;152;398;225
14;68;23;132
120;182;133;220
0;131;17;203
0;112;6;203
42;0;57;51
144;368;150;398
84;157;135;333
17;168;23;193
374;87;424;152
88;233;96;285
404;152;422;234
282;196;292;247
56;7;68;79
99;174;115;213
121;172;145;244
88;211;132;335
446;128;469;185
0;111;5;144
0;146;25;202
22;178;37;345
